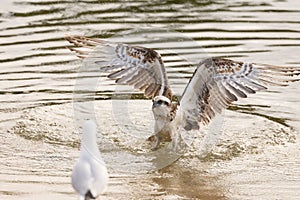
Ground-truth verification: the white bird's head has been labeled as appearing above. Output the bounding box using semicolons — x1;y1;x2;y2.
82;120;98;148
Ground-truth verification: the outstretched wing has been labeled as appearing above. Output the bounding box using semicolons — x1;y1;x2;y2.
179;57;300;131
66;35;172;99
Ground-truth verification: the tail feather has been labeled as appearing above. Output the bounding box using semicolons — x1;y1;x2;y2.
85;190;96;200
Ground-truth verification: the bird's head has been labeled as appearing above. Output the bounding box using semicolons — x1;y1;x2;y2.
152;96;171;108
152;96;171;118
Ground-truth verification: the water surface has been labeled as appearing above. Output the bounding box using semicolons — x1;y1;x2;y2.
1;0;300;199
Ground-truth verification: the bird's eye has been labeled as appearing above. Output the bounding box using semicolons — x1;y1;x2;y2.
157;100;163;104
164;101;170;106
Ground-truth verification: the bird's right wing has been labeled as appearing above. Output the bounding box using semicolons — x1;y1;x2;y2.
178;57;300;131
66;35;173;99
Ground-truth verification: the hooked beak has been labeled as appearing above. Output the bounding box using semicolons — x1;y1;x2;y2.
152;101;160;109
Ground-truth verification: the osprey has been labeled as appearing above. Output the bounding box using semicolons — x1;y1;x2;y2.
66;35;300;150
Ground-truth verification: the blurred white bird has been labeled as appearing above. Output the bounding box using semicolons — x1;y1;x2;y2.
72;120;109;200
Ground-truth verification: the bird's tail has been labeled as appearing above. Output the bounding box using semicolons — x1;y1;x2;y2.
79;195;85;200
85;190;96;200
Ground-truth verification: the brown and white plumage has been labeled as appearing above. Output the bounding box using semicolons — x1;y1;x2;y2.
179;58;300;131
66;35;300;150
66;35;173;100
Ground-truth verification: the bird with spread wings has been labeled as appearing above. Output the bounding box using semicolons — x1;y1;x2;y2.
66;35;300;150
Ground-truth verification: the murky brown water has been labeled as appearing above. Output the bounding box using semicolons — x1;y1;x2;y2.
1;0;300;199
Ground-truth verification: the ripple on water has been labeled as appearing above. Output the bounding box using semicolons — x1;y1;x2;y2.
3;100;298;199
1;0;300;199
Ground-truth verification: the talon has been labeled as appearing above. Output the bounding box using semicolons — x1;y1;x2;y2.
147;135;155;142
147;135;161;150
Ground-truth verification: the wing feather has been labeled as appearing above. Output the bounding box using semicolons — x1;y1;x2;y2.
66;35;172;99
232;80;256;94
179;57;300;130
224;81;247;98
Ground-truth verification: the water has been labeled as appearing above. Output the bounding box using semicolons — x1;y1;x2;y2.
1;0;300;199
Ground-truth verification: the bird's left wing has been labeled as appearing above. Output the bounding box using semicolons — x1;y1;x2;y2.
179;57;300;131
66;35;173;99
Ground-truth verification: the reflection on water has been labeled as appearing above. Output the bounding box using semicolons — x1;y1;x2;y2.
0;0;300;199
154;162;226;200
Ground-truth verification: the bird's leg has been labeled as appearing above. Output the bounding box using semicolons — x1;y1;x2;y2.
147;134;161;150
170;131;186;153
